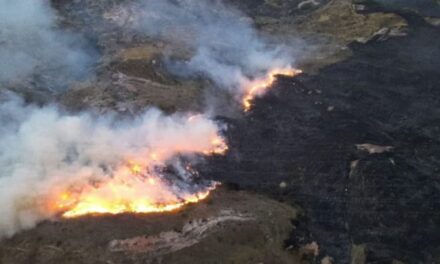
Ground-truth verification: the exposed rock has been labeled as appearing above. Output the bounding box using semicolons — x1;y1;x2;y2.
351;244;367;264
300;241;320;257
321;255;334;264
355;26;408;43
356;143;393;154
280;181;288;189
425;17;440;26
298;0;321;10
109;210;254;255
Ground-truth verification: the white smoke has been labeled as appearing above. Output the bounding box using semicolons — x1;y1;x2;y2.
0;0;95;89
108;0;294;94
0;96;224;238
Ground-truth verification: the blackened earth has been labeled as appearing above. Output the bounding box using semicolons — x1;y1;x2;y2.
202;13;440;264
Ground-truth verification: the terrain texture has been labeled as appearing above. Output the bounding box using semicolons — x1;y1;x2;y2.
1;0;440;263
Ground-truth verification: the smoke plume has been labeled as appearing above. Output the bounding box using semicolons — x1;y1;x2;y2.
0;0;95;90
0;96;224;238
108;0;294;96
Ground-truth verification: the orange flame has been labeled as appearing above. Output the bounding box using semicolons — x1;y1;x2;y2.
46;66;301;219
205;136;228;155
56;181;217;218
49;134;226;218
242;67;302;111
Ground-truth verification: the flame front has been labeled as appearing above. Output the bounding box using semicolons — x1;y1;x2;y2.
242;67;302;111
57;179;217;218
45;114;228;218
45;67;300;219
54;145;224;218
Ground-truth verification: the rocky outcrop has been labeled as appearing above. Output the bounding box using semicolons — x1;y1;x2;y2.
109;210;255;255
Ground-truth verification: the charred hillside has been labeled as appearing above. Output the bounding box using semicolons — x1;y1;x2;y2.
203;11;440;264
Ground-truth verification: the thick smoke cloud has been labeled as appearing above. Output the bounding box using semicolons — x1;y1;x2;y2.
0;0;95;89
0;96;222;238
110;0;294;94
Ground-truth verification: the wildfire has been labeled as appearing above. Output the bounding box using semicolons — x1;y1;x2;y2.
242;67;302;111
206;136;228;155
57;181;217;218
45;66;300;219
54;156;221;218
47;116;227;218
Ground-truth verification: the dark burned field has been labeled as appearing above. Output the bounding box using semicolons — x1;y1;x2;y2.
203;13;440;264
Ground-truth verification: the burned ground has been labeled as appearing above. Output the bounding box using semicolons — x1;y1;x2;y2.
202;12;440;264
